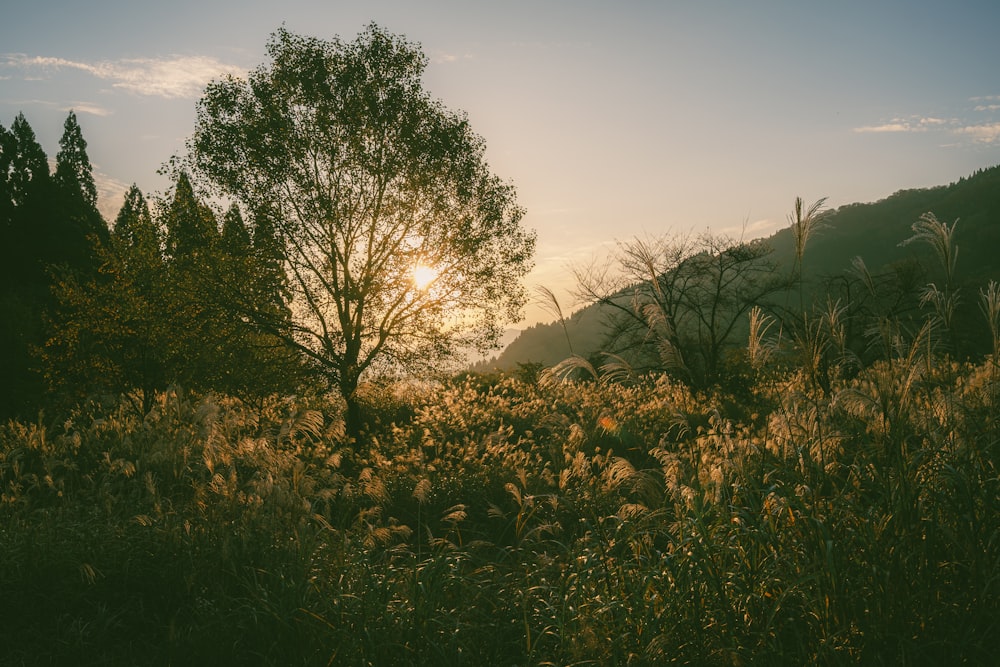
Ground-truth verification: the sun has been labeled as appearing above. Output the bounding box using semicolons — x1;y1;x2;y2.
412;263;439;290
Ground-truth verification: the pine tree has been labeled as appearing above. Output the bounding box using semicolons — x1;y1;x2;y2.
164;171;217;262
6;113;53;288
7;113;50;209
0;123;16;286
50;111;107;276
54;111;98;210
250;209;291;318
112;185;161;286
0;114;54;418
220;203;252;257
215;204;306;400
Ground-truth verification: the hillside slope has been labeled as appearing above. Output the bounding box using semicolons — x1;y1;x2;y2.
483;165;1000;370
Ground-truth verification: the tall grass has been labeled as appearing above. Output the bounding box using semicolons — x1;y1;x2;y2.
3;332;999;664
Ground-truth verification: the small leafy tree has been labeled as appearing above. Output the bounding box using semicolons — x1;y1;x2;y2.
42;186;168;412
187;24;535;436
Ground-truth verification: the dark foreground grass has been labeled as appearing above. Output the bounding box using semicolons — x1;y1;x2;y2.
2;351;999;665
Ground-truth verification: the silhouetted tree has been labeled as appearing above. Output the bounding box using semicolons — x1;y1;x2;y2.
1;114;57;417
187;25;535;438
574;231;783;387
51;110;107;272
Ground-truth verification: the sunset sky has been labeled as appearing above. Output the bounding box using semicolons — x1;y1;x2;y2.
3;0;999;325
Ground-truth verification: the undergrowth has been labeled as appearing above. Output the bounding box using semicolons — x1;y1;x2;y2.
2;351;998;664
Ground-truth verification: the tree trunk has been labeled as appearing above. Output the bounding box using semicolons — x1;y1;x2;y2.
339;364;363;445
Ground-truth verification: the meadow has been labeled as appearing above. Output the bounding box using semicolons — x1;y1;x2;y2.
2;326;998;665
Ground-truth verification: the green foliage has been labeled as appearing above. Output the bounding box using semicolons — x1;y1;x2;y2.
42;175;309;413
186;24;536;437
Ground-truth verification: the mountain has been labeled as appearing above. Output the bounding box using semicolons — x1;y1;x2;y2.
482;164;1000;370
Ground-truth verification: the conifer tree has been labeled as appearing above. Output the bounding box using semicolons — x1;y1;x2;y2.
0;123;16;286
7;113;50;210
112;185;161;280
50;111;107;276
0;114;54;418
212;203;307;400
164;171;217;262
158;173;220;390
54;111;99;210
220;203;252;257
6;113;53;288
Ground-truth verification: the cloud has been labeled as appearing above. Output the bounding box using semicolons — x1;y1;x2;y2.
66;102;113;117
430;50;473;65
955;122;1000;144
853;116;955;134
854;122;911;133
855;95;1000;145
94;172;132;222
2;53;242;99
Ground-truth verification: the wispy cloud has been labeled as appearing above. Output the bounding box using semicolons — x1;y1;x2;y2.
955;122;1000;144
853;116;953;134
67;102;113;117
854;102;1000;145
95;173;131;222
2;53;242;99
430;50;474;65
854;122;910;133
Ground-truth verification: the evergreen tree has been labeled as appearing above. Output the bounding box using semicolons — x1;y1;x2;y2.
6;113;53;288
0;114;53;418
216;204;307;400
53;111;98;210
50;111;107;276
112;184;161;280
250;209;291;319
220;203;252;257
0;123;16;287
7;113;50;209
163;172;216;262
158;173;221;390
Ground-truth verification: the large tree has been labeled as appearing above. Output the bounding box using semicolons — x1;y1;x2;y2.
187;24;535;434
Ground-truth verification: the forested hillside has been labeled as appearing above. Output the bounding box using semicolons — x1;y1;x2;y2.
486;165;1000;372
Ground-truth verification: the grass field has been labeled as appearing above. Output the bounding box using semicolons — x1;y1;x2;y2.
3;331;998;665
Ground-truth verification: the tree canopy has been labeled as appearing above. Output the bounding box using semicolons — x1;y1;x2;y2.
187;24;535;433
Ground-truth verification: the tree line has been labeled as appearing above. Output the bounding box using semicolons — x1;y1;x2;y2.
1;111;306;420
1;24;537;434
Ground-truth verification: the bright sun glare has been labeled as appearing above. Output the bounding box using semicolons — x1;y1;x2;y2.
412;264;438;290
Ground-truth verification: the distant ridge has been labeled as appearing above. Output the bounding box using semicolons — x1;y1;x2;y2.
478;164;1000;370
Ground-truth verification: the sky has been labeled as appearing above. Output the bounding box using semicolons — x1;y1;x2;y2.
3;0;1000;326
